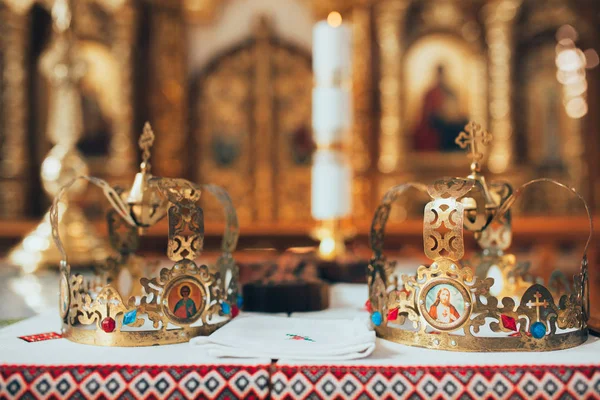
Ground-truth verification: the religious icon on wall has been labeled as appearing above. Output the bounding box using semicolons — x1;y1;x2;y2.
404;34;484;155
211;132;242;167
165;279;205;324
289;124;315;165
412;65;467;152
420;280;470;330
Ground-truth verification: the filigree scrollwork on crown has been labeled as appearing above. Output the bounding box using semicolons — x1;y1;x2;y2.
150;177;202;205
107;206;139;255
167;203;204;262
423;178;474;262
371;173;591;351
67;274;142;330
149;178;239;255
131;259;224;329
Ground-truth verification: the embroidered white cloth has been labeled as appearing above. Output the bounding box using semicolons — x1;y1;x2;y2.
189;315;376;360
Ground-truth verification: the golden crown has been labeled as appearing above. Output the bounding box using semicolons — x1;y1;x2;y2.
367;121;592;352
50;123;241;346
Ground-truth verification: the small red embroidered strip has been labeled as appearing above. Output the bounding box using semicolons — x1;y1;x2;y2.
18;332;62;342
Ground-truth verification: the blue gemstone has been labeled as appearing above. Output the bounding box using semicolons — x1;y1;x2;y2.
236;295;244;308
123;309;137;326
530;321;546;339
371;311;383;326
221;302;231;315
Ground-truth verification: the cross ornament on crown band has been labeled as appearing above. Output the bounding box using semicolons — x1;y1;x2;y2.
526;291;549;322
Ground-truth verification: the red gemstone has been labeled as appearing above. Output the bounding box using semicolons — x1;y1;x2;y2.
388;307;399;322
231;306;240;318
101;317;116;333
501;314;517;331
365;299;372;313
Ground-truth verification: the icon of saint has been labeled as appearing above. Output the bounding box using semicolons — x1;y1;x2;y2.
413;64;468;151
428;287;460;323
173;285;197;319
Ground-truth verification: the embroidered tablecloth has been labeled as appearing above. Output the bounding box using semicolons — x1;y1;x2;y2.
0;314;271;399
1;284;600;399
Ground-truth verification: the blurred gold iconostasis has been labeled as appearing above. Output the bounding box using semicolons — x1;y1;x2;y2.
0;0;599;267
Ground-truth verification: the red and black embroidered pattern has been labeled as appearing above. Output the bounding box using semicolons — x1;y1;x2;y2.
271;364;600;399
0;364;270;399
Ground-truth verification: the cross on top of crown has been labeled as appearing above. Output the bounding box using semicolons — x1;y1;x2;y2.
455;121;492;166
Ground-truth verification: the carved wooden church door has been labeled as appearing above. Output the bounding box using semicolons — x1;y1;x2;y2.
192;17;313;224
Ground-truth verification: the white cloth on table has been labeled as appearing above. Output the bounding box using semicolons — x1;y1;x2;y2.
190;315;376;360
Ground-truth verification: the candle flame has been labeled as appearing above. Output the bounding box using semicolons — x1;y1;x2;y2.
318;236;337;260
327;11;342;28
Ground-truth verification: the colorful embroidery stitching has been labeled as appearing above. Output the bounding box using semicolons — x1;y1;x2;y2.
18;332;63;343
286;333;314;342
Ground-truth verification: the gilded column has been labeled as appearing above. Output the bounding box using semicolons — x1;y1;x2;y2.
375;0;409;192
0;6;30;218
351;5;373;220
108;2;136;177
483;0;521;174
148;2;187;178
253;18;275;221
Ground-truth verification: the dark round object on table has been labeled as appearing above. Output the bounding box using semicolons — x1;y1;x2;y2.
317;259;369;283
242;280;329;313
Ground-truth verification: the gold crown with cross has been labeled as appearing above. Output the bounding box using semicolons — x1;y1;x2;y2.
367;121;592;352
50;123;242;347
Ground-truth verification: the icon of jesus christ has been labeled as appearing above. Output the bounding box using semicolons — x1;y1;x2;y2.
173;285;197;319
428;287;460;323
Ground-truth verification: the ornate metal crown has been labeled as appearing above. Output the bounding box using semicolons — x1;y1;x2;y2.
50;123;241;346
367;122;593;352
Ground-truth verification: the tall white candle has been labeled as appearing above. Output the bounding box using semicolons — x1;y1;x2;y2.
312;19;352;86
312;87;352;146
311;150;352;220
311;14;353;221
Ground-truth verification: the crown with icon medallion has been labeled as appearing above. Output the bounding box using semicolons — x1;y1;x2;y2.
367;121;592;352
50;123;242;346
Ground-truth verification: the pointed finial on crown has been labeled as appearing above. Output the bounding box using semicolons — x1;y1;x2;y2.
126;122;167;229
455;121;492;173
139;122;155;172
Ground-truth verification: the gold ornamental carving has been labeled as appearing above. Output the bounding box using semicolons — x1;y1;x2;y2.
149;3;188;178
351;5;374;220
375;0;409;174
483;0;522;173
0;6;29;217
